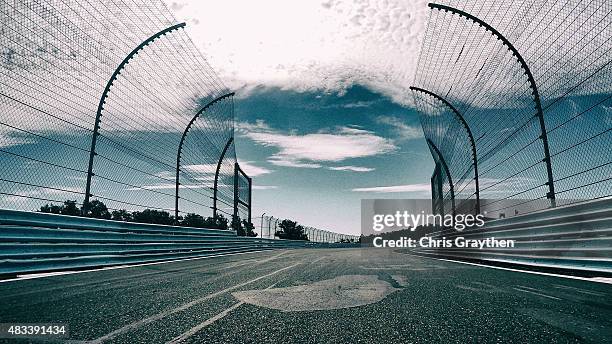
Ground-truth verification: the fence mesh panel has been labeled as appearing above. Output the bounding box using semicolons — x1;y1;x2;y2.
0;0;239;220
413;0;612;216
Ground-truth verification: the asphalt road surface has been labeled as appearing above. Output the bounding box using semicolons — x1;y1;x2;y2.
0;248;611;343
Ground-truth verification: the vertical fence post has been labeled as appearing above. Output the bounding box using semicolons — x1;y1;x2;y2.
233;162;239;220
260;213;266;238
247;175;252;224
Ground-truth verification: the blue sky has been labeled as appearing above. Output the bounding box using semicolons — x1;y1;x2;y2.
164;0;434;233
233;86;433;234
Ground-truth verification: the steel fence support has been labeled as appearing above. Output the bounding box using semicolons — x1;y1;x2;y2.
175;92;234;219
431;164;444;215
247;174;252;224
233;163;239;220
410;86;480;213
83;23;186;214
232;163;252;223
212;137;234;218
428;3;555;207
427;139;456;216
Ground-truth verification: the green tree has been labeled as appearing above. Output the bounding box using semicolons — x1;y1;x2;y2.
84;200;111;219
203;214;228;230
39;203;62;214
111;209;132;221
60;200;80;216
231;215;244;236
181;213;206;227
131;209;174;225
242;219;257;237
276;219;308;240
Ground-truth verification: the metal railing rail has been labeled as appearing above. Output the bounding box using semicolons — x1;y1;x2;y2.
0;209;357;276
415;197;612;274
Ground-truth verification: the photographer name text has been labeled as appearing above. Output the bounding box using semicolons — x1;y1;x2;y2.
372;236;515;249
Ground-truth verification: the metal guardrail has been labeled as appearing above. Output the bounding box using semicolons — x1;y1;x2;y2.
415;198;612;274
0;209;354;276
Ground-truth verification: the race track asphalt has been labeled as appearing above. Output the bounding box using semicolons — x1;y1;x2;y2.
0;248;610;343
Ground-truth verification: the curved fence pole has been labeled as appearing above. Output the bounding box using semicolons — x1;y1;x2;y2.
427;139;456;216
175;92;235;219
83;23;187;213
431;164;444;215
212;137;234;218
428;3;555;207
410;86;480;214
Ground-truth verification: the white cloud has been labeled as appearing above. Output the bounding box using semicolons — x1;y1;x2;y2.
267;158;322;169
352;183;430;193
376;116;423;140
237;120;396;168
236;160;273;177
182;164;236;176
0;131;34;148
328;166;375;172
342;101;377;108
252;185;278;190
183;164;219;174
127;184;211;190
166;0;430;105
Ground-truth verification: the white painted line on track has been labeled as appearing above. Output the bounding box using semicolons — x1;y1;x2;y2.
164;255;330;343
168;301;245;344
87;262;301;344
165;282;281;344
412;254;612;285
553;284;607;296
0;250;288;283
512;286;561;300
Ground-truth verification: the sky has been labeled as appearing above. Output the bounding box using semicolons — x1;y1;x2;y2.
165;0;435;234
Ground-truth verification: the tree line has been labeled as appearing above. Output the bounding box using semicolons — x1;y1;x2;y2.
39;200;356;242
39;199;257;237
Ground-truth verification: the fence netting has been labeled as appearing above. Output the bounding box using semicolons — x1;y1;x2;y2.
413;0;611;216
0;0;240;220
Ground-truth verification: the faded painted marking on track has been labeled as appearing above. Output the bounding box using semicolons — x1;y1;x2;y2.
513;286;561;300
86;262;300;343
